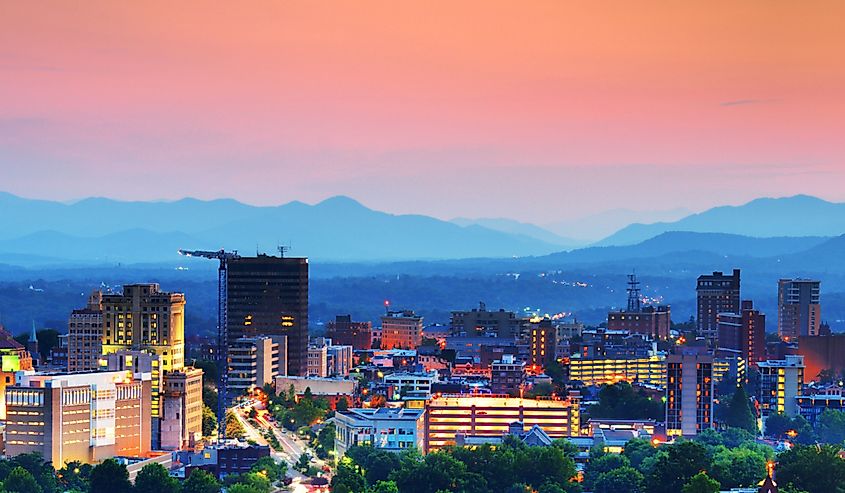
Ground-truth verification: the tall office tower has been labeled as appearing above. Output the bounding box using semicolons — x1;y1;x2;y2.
696;269;741;345
778;279;821;340
450;302;522;338
68;290;104;372
227;255;309;376
717;300;766;367
666;349;714;437
759;355;805;425
529;319;557;368
4;370;152;465
380;310;424;350
160;367;204;451
326;315;373;350
101;283;186;374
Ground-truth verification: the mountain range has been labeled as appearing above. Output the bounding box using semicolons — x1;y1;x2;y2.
1;192;845;265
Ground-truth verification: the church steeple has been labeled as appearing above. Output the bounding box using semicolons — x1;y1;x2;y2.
26;321;39;367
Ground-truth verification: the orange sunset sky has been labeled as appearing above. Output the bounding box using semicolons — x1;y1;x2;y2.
1;1;844;222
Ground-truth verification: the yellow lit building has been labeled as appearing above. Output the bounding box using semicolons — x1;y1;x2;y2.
425;393;581;451
567;354;666;388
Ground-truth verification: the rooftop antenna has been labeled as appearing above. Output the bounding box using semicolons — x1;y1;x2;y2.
626;272;642;312
277;244;290;258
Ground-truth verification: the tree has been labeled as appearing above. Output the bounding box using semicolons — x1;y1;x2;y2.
776;444;845;493
724;386;758;433
681;472;720;493
584;453;630;490
817;409;845;444
89;459;132;493
622;438;657;469
710;447;767;489
202;404;217;437
226;485;263;493
331;461;366;493
250;457;286;484
57;461;92;492
234;472;271;493
646;441;712;493
134;463;180;493
225;411;245;439
336;397;349;412
391;452;469;493
182;469;221;493
2;467;41;493
590;382;664;420
368;481;400;493
594;466;644;493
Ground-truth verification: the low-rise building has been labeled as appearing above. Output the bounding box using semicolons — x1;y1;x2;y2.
334;407;426;458
5;370;152;464
384;371;439;397
796;387;845;427
567;354;666;388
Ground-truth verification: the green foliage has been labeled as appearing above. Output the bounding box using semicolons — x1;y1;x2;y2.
225;411;245;439
593;466;644;493
202;404;217;436
134;463;180;493
710;447;767;488
622;438;657;469
589;382;664;420
645;441;712;493
681;472;720;493
181;469;221;493
3;466;42;493
331;461;366;493
765;413;815;442
89;459;132;493
249;457;285;484
583;453;630;490
192;360;219;386
232;472;271;493
368;481;400;493
56;461;92;493
347;447;402;485
723;387;758;433
816;409;845;444
776;444;845;493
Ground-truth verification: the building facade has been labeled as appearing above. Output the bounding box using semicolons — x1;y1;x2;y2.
758;355;805;420
666;350;714;437
717;300;766;366
326;315;373;350
68;291;104;372
229;337;280;395
449;302;522;339
491;354;527;395
226;255;309;376
5;370;152;465
380;310;424;350
529;319;556;368
778;279;821;340
696;269;741;345
334;408;426;458
426;394;581;451
160;367;204;451
307;344;328;377
567;354;667;388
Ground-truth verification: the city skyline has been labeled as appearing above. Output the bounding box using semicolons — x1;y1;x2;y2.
2;2;844;223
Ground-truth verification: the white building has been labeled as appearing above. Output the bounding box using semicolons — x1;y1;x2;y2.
334;407;426;457
383;371;438;396
229;337;280;395
307;344;328;377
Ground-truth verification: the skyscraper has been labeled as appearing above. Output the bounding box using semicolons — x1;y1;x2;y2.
226;255;309;376
778;279;821;340
67;291;104;372
666;349;714;437
717;300;766;366
696;269;741;345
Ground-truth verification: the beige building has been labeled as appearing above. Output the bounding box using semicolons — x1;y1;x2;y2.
160;367;203;450
307;344;328;377
380;310;424;350
229;337;280;395
4;370;152;465
101;284;186;374
68;291;104;372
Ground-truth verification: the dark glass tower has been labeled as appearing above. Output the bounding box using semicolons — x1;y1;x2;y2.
226;255;309;376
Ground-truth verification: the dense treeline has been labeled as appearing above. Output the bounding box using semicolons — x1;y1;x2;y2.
331;428;845;493
0;453;285;493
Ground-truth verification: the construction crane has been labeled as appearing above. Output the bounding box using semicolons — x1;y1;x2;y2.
178;249;240;440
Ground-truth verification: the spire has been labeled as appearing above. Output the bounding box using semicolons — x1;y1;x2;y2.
29;320;37;342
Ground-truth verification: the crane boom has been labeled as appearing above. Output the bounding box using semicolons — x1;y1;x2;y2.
178;248;240;441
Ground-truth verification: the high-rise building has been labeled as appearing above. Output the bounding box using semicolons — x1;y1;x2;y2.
666;349;714;437
450;302;522;339
68;291;103;372
229;337;280;395
101;284;186;374
696;269;741;345
307;343;328;377
529;318;556;368
226;255;309;376
160;367;204;451
717;300;766;366
4;370;152;464
380;310;423;350
759;355;805;421
778;279;821;340
326;315;372;350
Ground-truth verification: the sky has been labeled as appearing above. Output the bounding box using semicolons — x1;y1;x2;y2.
1;1;844;224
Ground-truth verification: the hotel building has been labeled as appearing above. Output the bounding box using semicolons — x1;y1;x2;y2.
696;270;741;346
4;370;152;465
666;350;714;437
